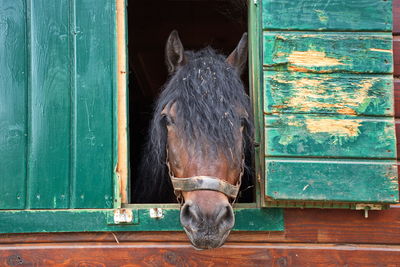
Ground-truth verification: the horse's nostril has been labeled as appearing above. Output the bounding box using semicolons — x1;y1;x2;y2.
214;204;234;226
180;202;199;227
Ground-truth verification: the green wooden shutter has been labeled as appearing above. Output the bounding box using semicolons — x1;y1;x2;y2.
260;0;399;207
0;0;117;210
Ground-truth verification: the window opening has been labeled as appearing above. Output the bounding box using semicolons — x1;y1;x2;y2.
128;0;253;204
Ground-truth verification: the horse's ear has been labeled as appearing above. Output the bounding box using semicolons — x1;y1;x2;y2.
165;30;187;74
226;32;248;74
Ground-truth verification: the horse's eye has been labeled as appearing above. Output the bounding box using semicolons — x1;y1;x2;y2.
240;118;246;127
163;115;175;126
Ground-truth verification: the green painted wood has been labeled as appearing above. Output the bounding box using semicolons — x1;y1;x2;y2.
73;0;116;209
27;0;71;209
0;0;118;210
249;0;265;207
265;159;398;203
261;2;398;206
264;72;394;116
0;0;27;209
263;32;393;74
262;0;392;32
265;115;396;158
0;208;283;233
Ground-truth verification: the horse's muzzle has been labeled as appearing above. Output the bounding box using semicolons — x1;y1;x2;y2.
180;200;235;249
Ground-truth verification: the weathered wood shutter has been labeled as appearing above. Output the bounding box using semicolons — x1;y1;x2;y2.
0;0;117;209
260;0;399;207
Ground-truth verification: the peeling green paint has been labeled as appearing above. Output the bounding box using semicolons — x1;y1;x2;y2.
264;72;393;116
265;115;396;158
263;32;393;74
262;0;392;31
265;159;399;203
261;0;398;206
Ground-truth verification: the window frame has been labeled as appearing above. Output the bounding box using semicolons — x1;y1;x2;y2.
0;0;284;234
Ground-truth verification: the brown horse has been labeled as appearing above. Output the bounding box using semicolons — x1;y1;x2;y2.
134;30;252;249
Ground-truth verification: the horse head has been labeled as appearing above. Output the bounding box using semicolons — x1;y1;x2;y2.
141;30;252;249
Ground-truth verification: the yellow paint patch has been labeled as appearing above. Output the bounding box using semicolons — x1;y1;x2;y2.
305;119;362;137
369;48;392;53
271;74;378;115
314;10;328;23
337;107;357;115
288;50;346;67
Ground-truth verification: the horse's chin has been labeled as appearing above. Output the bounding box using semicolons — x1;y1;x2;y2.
183;227;232;250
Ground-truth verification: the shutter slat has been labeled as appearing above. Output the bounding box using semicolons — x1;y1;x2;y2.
263;32;393;74
27;0;71;209
263;0;392;32
265;115;396;159
266;159;398;203
0;0;27;209
264;72;394;116
73;0;115;209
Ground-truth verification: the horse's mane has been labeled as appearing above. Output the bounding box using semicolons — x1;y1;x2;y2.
133;47;253;203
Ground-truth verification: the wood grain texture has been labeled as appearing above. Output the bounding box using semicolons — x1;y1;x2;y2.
0;0;118;210
394;0;400;34
265;115;396;158
265;159;399;203
263;0;392;32
73;0;116;209
264;72;394;116
394;36;400;76
0;0;27;209
397;121;400;160
394;79;400;117
0;243;400;266
263;32;393;74
1;206;400;245
27;0;71;209
0;208;283;233
262;1;397;206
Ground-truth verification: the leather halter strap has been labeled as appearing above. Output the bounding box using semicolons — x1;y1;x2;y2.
170;176;240;199
165;148;243;204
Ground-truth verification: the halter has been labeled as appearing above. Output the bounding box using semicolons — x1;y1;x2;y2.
166;148;244;205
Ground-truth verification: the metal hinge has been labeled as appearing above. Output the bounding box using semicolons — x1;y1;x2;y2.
149;208;164;219
114;209;133;223
107;209;139;225
355;204;383;218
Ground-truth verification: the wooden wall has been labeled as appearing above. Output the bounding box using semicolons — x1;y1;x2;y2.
1;1;400;266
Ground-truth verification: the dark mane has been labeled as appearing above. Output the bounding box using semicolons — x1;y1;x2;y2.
133;47;253;203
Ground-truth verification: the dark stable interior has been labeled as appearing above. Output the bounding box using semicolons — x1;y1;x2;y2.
128;0;254;203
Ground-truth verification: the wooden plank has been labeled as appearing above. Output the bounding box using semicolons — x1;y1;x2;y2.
264;72;394;116
394;0;400;35
116;0;129;204
394;36;400;76
73;0;116;208
265;159;398;203
263;0;392;32
1;243;400;266
0;0;27;209
263;32;393;74
396;121;400;159
27;0;70;209
0;208;283;234
265;115;396;158
2;206;400;244
394;79;400;117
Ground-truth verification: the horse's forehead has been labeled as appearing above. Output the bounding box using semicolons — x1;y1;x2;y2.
162;100;247;119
